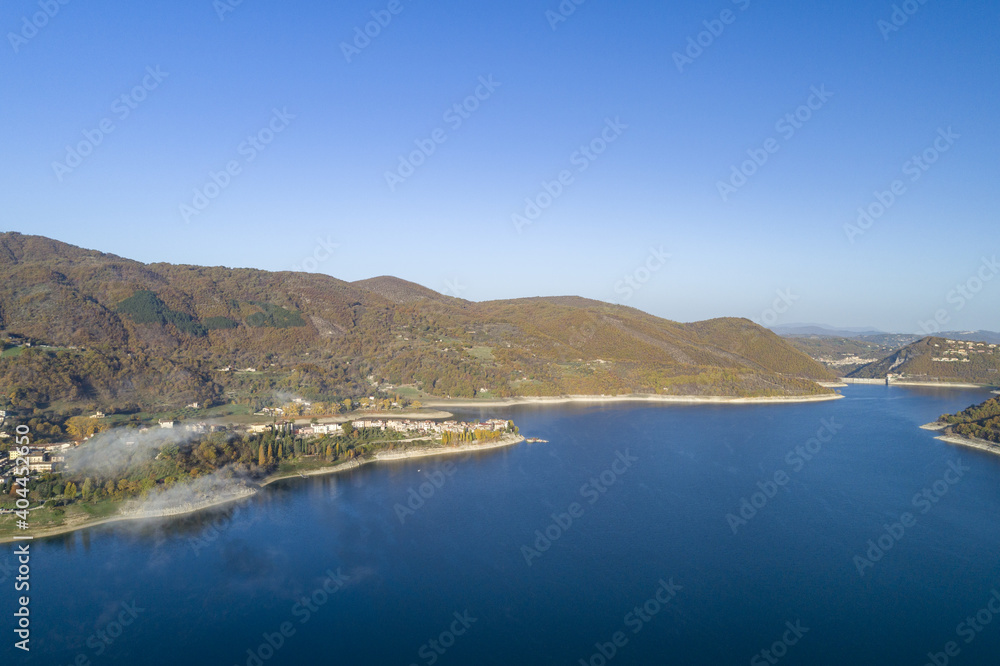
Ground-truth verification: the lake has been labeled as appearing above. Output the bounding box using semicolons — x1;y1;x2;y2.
5;385;1000;665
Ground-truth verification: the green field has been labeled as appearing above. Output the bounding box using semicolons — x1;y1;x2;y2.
467;346;495;361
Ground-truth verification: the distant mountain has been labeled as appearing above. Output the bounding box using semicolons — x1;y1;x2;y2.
775;324;1000;345
0;233;835;413
784;334;917;375
849;336;1000;385
771;323;885;338
939;331;1000;345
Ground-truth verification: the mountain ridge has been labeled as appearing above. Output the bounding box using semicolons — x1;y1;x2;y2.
0;233;836;415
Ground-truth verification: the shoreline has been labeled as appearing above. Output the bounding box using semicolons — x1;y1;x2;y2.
841;377;997;389
0;490;262;544
0;435;525;544
891;380;994;389
934;434;1000;458
263;435;526;486
421;393;844;409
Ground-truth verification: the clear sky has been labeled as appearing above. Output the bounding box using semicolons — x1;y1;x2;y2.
1;0;997;334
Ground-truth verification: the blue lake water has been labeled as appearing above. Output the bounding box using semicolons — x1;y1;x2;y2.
5;385;1000;665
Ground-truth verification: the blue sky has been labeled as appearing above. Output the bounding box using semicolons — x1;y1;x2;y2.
1;0;997;333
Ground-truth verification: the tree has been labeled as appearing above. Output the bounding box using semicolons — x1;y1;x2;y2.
81;478;94;500
341;421;355;438
258;443;266;467
65;415;110;441
64;482;77;499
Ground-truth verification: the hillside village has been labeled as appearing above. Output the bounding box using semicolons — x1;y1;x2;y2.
3;415;516;480
930;339;1000;363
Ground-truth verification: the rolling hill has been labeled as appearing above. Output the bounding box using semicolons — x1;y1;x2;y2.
0;233;836;416
848;336;1000;385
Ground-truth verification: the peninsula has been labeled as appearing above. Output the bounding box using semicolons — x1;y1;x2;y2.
0;417;524;543
921;395;1000;458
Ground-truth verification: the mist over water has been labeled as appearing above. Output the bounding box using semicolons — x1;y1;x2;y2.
11;385;1000;665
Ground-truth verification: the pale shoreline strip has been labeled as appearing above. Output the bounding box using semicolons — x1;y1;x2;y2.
891;381;993;389
422;393;844;409
0;491;262;544
0;435;525;543
841;378;997;389
935;434;1000;457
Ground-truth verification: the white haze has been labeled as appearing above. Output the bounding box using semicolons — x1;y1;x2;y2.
64;426;200;478
136;465;255;515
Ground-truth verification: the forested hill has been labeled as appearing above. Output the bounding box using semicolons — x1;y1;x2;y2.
939;396;1000;443
0;232;835;414
848;336;1000;385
